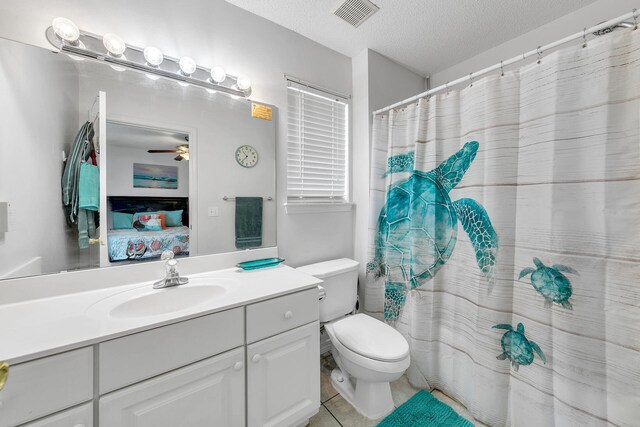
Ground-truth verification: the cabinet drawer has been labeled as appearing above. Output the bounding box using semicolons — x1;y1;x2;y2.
246;287;319;343
0;348;93;427
99;307;244;394
23;403;93;427
100;348;245;427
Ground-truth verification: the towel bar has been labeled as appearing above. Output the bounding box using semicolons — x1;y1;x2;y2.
223;196;273;201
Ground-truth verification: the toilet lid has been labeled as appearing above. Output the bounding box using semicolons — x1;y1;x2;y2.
332;314;409;362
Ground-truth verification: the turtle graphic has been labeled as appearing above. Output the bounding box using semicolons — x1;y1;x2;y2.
493;323;546;371
369;141;499;320
519;258;578;309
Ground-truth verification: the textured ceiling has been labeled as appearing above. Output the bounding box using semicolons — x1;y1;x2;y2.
224;0;597;76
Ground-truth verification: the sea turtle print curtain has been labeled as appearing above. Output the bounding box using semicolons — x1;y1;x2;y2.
365;28;640;427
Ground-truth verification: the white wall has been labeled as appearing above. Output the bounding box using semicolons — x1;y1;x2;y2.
352;49;426;311
431;0;639;86
107;145;189;198
0;0;353;268
0;39;81;277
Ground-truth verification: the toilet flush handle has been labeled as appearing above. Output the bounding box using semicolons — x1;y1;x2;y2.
318;285;326;301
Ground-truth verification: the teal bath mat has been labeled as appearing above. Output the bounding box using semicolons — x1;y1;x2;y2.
377;390;474;427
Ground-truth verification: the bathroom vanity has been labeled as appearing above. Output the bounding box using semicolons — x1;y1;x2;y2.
0;265;321;427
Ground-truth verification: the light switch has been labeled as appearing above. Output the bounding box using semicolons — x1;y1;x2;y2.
0;202;7;232
208;206;219;217
0;202;15;232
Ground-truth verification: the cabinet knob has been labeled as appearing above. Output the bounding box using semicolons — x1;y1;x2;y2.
252;354;261;363
284;310;293;320
0;361;8;392
233;361;243;371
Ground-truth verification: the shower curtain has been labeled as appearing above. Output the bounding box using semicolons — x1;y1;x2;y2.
365;28;640;427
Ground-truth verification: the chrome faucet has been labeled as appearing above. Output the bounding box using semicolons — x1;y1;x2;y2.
153;250;189;289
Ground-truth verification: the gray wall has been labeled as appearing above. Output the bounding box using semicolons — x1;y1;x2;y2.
0;0;354;267
0;39;81;278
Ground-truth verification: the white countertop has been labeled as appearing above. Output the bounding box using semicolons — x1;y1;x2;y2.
0;265;322;365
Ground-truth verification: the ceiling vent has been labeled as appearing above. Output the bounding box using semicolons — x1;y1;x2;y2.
333;0;379;28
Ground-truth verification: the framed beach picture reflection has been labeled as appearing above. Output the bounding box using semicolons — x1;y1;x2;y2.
133;163;178;189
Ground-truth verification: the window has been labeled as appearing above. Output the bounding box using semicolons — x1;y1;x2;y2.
287;82;349;203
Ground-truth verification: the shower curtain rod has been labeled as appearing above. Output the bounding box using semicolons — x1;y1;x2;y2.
373;9;638;115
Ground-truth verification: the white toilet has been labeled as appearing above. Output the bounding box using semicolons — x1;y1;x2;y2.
297;258;410;419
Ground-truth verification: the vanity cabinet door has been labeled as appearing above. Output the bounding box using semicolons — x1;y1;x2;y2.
99;347;245;427
247;321;320;427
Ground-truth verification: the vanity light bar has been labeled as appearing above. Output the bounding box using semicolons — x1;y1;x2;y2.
45;19;252;98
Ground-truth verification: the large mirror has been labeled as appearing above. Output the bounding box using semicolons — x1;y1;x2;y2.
0;36;276;280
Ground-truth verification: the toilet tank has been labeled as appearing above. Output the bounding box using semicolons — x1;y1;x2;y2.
297;258;359;322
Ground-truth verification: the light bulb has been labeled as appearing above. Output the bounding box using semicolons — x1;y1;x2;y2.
103;33;126;56
143;46;163;67
109;53;126;72
210;66;226;83
52;17;80;43
236;75;251;91
178;56;197;75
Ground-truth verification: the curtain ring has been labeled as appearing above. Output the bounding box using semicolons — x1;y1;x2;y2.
536;46;543;64
500;60;505;77
445;81;450;95
582;27;587;48
469;72;474;87
633;8;638;30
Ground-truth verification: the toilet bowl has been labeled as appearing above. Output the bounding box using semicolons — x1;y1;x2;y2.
325;313;410;419
297;259;410;419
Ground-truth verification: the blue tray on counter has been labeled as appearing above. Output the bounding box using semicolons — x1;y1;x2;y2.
236;257;285;270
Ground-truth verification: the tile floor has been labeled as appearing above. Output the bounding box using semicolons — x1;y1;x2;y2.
309;354;487;427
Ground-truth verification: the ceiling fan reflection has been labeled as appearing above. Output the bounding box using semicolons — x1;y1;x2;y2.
147;143;189;161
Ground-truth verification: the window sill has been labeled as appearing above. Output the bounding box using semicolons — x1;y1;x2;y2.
284;202;354;215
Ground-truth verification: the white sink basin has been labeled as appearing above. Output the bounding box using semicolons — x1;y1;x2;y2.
109;286;226;319
87;278;235;320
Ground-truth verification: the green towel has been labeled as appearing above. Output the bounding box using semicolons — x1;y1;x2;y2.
235;197;263;249
78;163;100;211
77;208;97;249
377;390;474;427
77;163;99;249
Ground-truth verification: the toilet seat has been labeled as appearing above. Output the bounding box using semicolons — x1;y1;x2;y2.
331;313;409;362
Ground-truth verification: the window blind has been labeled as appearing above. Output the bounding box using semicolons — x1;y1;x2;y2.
287;85;348;202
